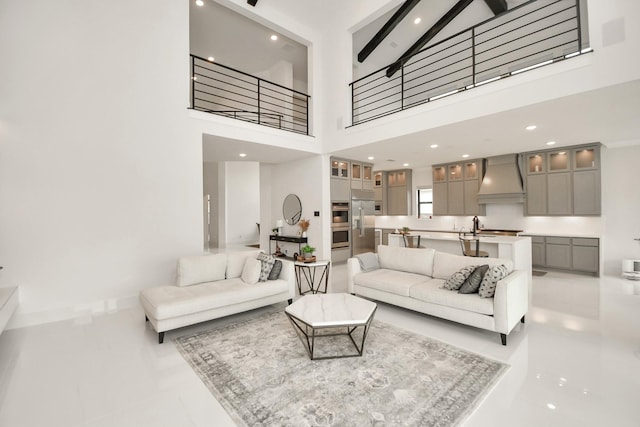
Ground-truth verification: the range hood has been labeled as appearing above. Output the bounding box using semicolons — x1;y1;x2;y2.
477;154;525;204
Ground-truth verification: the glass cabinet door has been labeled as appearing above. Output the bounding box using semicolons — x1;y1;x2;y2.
352;163;361;179
548;151;569;172
433;166;447;182
363;165;372;181
527;154;545;174
464;161;478;179
574;147;596;169
448;164;463;181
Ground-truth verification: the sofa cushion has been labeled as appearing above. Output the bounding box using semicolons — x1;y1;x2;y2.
268;260;282;280
256;252;276;282
241;258;262;285
353;269;428;297
431;251;513;280
140;278;290;320
459;265;490;294
176;253;227;287
442;265;477;291
409;279;494;315
376;245;435;277
226;250;261;279
355;252;380;272
478;264;509;298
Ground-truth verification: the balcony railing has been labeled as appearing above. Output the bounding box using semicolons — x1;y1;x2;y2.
190;54;310;135
350;0;590;126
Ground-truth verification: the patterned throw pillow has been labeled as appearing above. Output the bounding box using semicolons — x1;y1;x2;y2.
442;265;477;291
256;252;276;282
458;265;490;294
267;260;282;280
478;264;509;298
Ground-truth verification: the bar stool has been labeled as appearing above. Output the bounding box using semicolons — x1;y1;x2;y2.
459;232;489;257
403;234;421;248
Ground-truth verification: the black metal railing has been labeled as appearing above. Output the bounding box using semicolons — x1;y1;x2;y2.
350;0;590;126
190;54;311;135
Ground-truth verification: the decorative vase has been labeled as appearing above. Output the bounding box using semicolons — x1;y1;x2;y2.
305;252;313;260
302;231;307;238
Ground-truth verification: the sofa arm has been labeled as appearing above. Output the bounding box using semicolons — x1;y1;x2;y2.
278;259;296;300
347;258;362;294
493;269;529;334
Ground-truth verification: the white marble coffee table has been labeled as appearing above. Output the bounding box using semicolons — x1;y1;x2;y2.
284;293;377;360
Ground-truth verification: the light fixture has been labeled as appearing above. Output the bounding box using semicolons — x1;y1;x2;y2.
546;141;556;146
403;163;409;167
430;144;438;148
547;403;556;410
462;154;470;158
414;17;421;24
195;0;204;6
207;56;214;62
525;125;537;131
367;156;374;160
270;34;278;41
239;153;247;157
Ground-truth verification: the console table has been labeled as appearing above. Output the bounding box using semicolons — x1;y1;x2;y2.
269;235;307;258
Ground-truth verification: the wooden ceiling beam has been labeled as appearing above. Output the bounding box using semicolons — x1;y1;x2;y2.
386;0;475;77
357;0;422;63
483;0;507;15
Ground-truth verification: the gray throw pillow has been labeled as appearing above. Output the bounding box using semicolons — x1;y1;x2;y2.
267;260;282;280
458;265;489;294
442;265;477;291
478;264;509;298
256;252;276;282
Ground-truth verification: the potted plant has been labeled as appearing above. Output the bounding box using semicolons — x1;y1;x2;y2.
301;244;316;260
401;227;410;235
272;227;279;236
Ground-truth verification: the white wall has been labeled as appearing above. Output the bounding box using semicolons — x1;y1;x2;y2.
0;0;197;326
222;162;260;245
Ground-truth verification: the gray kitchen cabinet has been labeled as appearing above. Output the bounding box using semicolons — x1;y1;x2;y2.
447;181;465;216
433;182;448;216
432;159;484;216
523;234;599;276
523;143;600;216
526;174;547;215
545;237;572;269
351;162;362;189
386;170;412;215
573;170;601;215
531;236;546;266
572;238;599;273
330;177;350;202
362;165;373;190
546;172;572;215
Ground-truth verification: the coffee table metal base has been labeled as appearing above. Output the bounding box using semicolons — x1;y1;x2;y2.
285;310;376;361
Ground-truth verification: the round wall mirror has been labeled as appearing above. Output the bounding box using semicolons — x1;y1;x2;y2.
283;194;302;225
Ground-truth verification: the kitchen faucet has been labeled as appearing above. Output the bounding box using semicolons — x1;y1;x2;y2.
472;216;480;236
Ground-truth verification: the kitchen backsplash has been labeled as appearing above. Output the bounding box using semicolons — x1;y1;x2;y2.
374;203;603;237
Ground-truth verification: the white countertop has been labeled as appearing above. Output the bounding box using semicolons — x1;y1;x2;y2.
389;232;530;244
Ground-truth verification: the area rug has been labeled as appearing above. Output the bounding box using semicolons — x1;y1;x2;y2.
175;311;507;426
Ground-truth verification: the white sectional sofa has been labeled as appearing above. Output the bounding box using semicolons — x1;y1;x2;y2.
347;245;528;345
140;250;295;343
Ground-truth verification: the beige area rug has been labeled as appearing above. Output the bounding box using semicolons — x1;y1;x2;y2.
175;311;507;426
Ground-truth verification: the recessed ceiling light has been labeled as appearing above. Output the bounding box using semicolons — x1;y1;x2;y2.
414;17;421;24
546;141;556;146
462;154;470;158
403;163;409;167
239;153;247;158
367;156;374;160
547;403;556;410
195;0;204;6
270;34;278;41
207;56;214;62
430;144;438;148
525;125;537;131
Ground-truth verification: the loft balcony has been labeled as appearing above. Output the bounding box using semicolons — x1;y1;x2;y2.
350;0;591;126
190;54;311;136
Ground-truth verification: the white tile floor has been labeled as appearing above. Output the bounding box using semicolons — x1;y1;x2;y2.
1;266;639;427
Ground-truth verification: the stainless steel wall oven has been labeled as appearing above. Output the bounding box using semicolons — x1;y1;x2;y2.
331;202;350;249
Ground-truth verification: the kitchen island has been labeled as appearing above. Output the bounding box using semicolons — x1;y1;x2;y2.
388;232;532;284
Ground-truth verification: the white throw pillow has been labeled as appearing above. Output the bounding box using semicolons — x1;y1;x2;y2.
226;250;261;279
241;258;262;285
176;253;227;287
